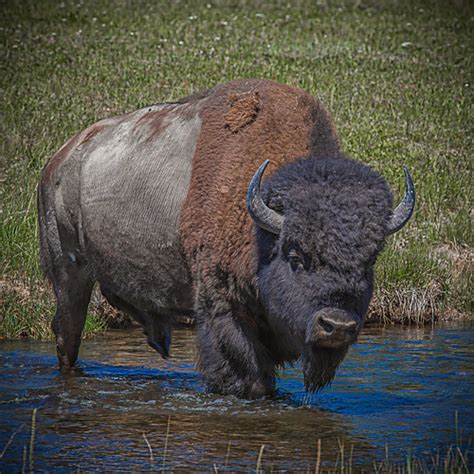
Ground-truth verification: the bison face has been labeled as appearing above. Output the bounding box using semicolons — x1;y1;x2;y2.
256;231;375;392
248;157;414;391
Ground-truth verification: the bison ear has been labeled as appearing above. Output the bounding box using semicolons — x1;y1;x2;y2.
267;191;285;214
247;160;284;234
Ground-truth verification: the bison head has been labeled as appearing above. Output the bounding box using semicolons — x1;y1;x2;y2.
248;157;414;391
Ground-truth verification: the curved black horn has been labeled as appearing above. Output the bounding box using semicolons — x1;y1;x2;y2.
386;165;415;235
247;160;283;234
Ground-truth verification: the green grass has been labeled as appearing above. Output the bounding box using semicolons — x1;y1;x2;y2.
0;277;106;339
1;0;473;338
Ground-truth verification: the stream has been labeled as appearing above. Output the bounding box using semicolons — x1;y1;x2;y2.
0;324;472;471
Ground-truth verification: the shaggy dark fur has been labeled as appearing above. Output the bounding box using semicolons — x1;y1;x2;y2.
256;155;393;392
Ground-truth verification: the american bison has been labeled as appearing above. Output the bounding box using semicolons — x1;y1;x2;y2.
37;79;414;398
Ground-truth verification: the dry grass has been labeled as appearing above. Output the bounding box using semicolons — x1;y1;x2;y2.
0;276;114;339
368;283;441;325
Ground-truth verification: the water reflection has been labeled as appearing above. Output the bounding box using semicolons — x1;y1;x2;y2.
0;324;472;471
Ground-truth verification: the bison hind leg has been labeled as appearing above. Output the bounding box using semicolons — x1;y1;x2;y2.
50;257;95;371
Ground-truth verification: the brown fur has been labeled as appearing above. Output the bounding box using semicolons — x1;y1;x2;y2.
180;79;339;293
224;90;261;133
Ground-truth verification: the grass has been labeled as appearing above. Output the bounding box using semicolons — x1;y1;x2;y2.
0;0;472;338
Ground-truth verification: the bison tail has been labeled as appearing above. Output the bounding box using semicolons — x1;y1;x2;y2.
37;177;58;282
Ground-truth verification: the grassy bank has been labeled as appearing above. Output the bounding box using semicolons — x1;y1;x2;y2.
1;0;472;338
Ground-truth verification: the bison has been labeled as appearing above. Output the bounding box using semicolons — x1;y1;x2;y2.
37;79;414;398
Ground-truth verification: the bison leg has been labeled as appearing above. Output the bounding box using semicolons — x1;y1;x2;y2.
196;298;275;399
50;259;94;371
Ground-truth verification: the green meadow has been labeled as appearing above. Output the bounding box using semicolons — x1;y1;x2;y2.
1;0;472;338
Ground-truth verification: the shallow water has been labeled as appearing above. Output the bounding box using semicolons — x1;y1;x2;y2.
0;324;472;471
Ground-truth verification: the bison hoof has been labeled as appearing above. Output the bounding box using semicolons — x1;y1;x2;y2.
249;380;273;399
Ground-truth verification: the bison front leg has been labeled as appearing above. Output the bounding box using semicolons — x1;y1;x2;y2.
196;299;275;399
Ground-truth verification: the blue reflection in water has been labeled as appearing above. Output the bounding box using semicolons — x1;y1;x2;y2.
0;324;472;471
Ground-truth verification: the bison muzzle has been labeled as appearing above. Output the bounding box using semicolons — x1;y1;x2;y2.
37;79;414;399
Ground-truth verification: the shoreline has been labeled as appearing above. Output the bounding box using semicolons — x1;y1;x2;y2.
1;275;471;340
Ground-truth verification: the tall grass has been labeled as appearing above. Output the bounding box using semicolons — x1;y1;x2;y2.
1;0;472;338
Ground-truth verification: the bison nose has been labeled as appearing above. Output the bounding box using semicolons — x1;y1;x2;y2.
309;308;360;348
317;314;357;338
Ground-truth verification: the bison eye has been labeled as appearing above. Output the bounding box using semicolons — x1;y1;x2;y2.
288;249;304;272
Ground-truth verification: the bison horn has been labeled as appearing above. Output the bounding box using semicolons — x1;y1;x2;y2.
247;160;284;234
386;165;415;235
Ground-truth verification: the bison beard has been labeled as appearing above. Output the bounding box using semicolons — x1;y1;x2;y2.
302;345;348;392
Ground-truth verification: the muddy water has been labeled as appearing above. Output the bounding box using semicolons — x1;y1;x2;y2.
0;324;472;471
